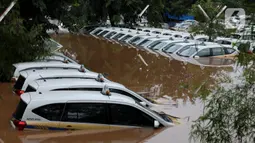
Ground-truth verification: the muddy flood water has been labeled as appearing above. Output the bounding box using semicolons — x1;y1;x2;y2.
0;34;237;143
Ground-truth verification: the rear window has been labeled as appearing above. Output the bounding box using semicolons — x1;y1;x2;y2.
14;75;26;90
13;99;27;120
25;85;36;92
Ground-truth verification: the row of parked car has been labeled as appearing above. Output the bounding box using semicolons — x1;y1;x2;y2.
87;26;239;66
10;51;180;131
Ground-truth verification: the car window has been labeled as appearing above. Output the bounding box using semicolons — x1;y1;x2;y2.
163;33;171;36
152;42;168;50
224;48;236;54
162;43;175;51
61;103;107;124
212;48;224;56
93;29;102;35
148;41;161;49
109;89;142;102
165;44;183;53
152;31;161;34
14;99;27;120
98;31;109;36
14;75;26;90
174;35;182;38
178;46;197;57
222;41;232;45
129;37;141;44
120;35;132;42
216;40;223;44
138;40;151;46
196;48;211;57
32;103;65;121
105;32;117;38
197;38;207;42
109;104;154;127
113;33;124;40
25;85;36;92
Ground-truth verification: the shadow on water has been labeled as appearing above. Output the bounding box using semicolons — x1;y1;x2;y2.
0;34;235;143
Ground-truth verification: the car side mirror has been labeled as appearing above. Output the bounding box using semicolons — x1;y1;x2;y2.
194;55;200;59
154;120;160;128
139;102;147;107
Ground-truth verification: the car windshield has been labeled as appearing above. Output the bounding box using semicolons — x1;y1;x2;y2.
165;44;183;53
178;46;198;57
136;101;173;123
138;40;151;46
120;35;132;42
152;42;168;50
147;41;161;49
129;37;142;44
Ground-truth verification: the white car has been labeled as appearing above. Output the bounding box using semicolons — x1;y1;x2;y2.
152;40;187;57
11;89;175;131
25;78;155;108
177;43;239;59
12;62;86;80
13;69;102;96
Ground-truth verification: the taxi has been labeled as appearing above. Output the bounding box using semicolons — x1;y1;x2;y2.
11;87;176;131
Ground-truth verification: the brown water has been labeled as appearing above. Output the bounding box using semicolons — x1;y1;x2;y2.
0;34;235;143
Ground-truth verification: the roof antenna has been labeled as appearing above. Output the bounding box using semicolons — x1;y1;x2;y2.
96;73;104;82
101;84;111;96
63;58;68;63
79;65;86;73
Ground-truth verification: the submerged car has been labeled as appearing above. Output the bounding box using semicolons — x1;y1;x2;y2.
11;88;175;131
25;77;157;108
13;69;102;96
177;43;239;59
12;62;87;81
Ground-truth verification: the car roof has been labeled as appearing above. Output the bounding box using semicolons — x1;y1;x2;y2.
24;91;136;105
20;69;98;78
13;61;80;68
137;34;157;38
31;78;125;89
147;37;172;41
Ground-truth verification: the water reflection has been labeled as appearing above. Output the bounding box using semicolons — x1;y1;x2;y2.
19;128;158;143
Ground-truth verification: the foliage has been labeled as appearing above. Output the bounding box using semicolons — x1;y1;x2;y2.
189;0;230;41
0;1;49;81
164;0;194;17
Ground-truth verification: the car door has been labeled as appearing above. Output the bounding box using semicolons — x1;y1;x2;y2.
108;103;155;130
223;47;238;58
211;47;225;58
59;102;110;130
